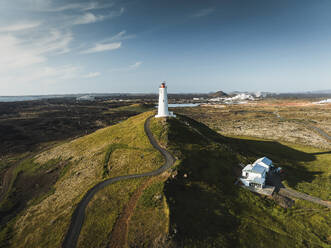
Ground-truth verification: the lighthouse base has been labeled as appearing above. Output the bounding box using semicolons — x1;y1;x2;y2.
155;112;176;118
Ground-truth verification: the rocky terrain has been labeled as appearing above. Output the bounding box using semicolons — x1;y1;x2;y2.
174;99;331;149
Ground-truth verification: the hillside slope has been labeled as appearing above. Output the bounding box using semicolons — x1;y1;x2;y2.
2;111;165;248
129;115;330;248
1;112;330;248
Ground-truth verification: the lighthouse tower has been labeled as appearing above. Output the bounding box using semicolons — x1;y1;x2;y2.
155;81;175;118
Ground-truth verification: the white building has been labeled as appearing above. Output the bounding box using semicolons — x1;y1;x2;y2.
76;95;95;101
254;157;273;173
240;157;273;189
155;82;176;118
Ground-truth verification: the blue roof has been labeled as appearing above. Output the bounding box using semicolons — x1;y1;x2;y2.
251;164;266;174
255;157;272;166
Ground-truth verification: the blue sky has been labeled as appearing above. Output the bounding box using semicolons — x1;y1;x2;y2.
1;0;331;95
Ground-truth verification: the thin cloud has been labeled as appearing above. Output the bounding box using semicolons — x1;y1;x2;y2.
2;64;81;86
73;12;105;25
111;61;143;72
73;8;124;25
0;35;45;71
80;29;133;55
36;30;73;55
0;21;41;32
192;8;215;18
130;61;142;69
83;72;101;78
81;42;121;54
0;29;72;73
42;2;114;12
102;30;136;42
0;1;125;94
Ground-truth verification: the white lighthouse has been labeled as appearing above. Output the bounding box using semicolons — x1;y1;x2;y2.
155;81;176;118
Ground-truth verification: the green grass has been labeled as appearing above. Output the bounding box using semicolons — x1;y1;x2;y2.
0;219;15;248
3;110;330;248
223;134;331;201
6;111;165;248
149;117;169;148
160;115;331;247
75;112;170;247
0;158;72;248
139;181;164;208
0;158;61;212
279;144;331;200
105;103;154;114
128;177;170;248
77;178;145;248
102;143;128;177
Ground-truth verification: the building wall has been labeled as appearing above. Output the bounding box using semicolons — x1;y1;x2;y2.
246;172;262;179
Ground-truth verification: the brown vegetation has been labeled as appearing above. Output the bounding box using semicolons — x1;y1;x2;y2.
175;100;331;149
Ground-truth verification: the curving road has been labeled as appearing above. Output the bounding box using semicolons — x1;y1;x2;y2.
62;116;175;248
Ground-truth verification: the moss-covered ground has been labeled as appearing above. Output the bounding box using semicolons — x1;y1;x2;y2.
127;175;171;248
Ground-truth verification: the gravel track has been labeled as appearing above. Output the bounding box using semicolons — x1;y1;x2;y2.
279;188;331;208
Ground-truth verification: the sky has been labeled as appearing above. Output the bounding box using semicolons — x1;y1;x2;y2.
1;0;331;95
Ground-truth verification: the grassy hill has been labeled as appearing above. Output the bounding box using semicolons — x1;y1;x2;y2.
129;115;330;247
0;111;330;248
0;111;164;248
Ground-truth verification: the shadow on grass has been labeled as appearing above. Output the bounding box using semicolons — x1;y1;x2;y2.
309;151;331;155
163;114;322;247
0;159;69;231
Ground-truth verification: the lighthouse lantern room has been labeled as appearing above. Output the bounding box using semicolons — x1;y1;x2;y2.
155;82;176;118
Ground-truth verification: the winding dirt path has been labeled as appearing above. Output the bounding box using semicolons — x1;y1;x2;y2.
108;172;170;248
62;116;175;248
107;177;153;248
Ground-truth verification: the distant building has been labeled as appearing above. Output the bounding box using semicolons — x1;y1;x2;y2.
155;82;176;118
240;157;273;189
76;95;95;101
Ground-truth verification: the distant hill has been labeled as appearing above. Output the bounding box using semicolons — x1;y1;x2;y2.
306;89;331;94
208;90;228;98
